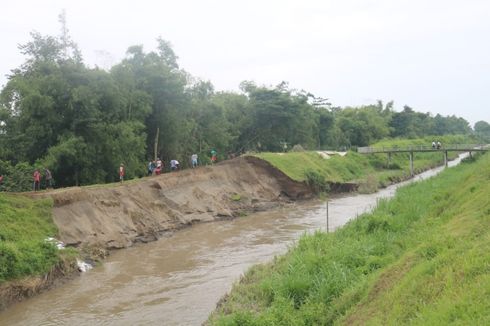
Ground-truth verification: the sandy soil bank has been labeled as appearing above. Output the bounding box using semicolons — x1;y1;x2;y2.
43;156;312;250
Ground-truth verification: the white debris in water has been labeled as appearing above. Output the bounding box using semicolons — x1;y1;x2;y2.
45;238;92;273
77;259;93;272
45;237;65;249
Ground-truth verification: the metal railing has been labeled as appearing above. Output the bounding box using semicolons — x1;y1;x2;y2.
358;144;490;154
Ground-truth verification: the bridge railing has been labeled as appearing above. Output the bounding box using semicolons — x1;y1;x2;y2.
358;144;489;154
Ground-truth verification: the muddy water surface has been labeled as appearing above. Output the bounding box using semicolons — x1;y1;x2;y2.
0;156;465;325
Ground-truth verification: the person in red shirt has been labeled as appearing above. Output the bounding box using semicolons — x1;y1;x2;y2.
155;158;163;175
33;169;41;191
119;163;125;183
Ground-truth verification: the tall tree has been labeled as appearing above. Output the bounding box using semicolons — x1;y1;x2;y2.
474;120;490;142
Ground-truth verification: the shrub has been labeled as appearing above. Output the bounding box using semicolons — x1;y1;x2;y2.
0;242;19;281
0;160;38;192
0;240;60;282
304;169;329;193
291;144;305;152
461;153;482;164
358;174;379;194
0;194;61;283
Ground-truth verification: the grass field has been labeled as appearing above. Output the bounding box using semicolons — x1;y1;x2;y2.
0;194;63;283
208;152;490;325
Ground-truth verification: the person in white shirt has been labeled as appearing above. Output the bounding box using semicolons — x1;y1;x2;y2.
191;154;198;168
170;159;179;171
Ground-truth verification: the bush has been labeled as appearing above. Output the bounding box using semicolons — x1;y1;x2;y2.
0;242;19;281
0;194;61;283
461;153;482;164
0;241;60;282
304;169;330;193
358;174;378;194
291;144;305;152
0;160;38;192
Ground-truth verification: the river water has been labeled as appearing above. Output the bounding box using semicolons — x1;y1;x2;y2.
0;155;466;326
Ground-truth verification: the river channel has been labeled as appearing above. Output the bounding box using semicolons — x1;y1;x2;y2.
0;155;466;325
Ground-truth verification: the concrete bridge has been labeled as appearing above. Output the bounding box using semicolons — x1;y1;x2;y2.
357;144;489;177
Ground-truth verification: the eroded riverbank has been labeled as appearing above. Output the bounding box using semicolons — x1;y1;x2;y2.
0;154;467;325
39;156;312;250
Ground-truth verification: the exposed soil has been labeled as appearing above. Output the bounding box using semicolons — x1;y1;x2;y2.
36;156;313;250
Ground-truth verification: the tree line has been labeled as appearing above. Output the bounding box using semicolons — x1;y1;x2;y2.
0;24;487;191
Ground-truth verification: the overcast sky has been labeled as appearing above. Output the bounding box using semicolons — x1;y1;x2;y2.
1;0;489;125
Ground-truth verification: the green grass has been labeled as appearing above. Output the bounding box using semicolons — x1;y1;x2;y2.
208;152;490;325
255;151;373;183
0;194;63;283
254;136;473;189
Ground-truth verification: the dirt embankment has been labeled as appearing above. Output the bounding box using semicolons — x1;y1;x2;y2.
42;156;312;250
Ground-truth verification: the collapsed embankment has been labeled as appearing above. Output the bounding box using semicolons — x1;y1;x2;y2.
42;156;313;250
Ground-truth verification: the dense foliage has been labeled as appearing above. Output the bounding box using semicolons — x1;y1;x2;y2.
0;25;483;190
474;120;490;142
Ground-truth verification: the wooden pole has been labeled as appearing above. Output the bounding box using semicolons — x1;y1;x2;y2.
409;152;414;177
326;201;329;233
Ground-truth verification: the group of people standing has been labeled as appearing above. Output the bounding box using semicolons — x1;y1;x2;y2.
145;150;218;177
431;141;442;149
0;168;53;192
147;157;166;176
2;149;219;191
32;168;53;191
21;150;220;190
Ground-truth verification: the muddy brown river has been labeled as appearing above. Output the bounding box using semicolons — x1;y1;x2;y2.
0;156;465;325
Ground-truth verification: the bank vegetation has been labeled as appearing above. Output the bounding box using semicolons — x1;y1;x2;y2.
209;152;490;325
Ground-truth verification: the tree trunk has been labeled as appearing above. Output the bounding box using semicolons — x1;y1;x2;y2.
154;127;159;161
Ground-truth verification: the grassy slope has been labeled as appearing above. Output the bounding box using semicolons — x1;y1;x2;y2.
255;135;470;187
209;152;490;325
0;194;61;283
